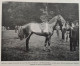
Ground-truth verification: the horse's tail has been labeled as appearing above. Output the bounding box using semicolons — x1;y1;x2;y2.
22;24;31;38
18;26;24;40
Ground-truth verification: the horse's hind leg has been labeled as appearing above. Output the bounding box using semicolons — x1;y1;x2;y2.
26;33;32;51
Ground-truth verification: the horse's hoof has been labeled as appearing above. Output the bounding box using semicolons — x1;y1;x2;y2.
43;49;46;51
26;50;28;52
43;47;47;51
26;49;29;52
45;49;50;52
48;49;51;52
47;47;51;51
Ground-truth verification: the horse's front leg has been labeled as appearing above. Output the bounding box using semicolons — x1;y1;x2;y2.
44;37;48;51
47;37;51;51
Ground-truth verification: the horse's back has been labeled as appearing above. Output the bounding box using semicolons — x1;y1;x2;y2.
30;23;49;33
30;23;42;33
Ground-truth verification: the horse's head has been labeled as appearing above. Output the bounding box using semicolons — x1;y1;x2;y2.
49;15;66;24
49;15;66;31
56;15;64;30
18;26;24;40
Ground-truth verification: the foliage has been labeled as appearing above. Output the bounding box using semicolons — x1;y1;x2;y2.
2;2;79;29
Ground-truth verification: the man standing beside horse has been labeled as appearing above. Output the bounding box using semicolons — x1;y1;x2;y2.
69;21;79;51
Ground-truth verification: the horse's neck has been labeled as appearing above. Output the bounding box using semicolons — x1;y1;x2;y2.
62;23;66;29
50;21;57;27
49;21;57;30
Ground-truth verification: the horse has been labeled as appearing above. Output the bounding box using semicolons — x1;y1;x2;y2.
18;15;63;52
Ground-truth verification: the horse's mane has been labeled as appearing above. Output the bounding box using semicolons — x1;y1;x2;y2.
49;15;66;25
49;16;58;24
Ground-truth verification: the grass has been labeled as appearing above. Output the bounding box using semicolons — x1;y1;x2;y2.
1;30;79;61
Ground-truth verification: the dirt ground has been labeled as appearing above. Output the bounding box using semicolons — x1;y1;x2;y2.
1;30;79;61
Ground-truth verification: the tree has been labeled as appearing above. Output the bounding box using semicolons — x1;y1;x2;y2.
2;2;79;29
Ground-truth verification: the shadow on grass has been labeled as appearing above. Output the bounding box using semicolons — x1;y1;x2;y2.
1;45;79;61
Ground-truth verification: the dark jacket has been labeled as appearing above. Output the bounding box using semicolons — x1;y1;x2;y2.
69;26;79;41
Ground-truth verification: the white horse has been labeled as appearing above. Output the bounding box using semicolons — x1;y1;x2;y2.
18;15;63;51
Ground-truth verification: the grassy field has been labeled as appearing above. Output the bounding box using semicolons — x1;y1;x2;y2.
1;30;79;61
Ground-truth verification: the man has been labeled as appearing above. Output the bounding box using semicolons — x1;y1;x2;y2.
75;22;79;46
69;22;79;51
62;24;66;40
56;23;60;37
15;25;18;33
65;21;71;42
